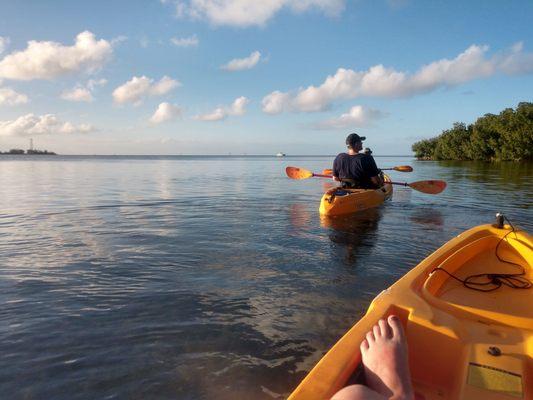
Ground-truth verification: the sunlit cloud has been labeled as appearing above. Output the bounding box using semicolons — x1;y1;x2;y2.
112;75;181;105
150;102;182;124
61;79;107;102
0;113;95;136
61;87;93;102
262;42;533;113
0;87;29;105
0;31;113;80
221;50;261;71
313;105;387;129
170;0;345;27
193;96;249;121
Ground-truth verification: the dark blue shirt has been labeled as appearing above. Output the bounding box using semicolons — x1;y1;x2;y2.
332;153;380;188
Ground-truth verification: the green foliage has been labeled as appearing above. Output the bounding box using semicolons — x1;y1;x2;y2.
412;102;533;161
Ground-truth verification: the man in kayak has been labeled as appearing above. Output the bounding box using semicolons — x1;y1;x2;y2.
332;133;383;189
331;315;414;400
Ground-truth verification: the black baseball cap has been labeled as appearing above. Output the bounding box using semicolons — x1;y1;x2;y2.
346;133;366;147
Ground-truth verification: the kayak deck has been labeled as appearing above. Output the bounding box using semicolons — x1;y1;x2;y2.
288;223;532;400
319;174;393;216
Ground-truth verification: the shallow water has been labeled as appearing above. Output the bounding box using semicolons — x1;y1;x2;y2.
0;155;531;399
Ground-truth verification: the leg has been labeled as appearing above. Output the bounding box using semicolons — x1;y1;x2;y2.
331;384;387;400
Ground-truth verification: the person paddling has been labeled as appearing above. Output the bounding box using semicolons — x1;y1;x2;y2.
332;133;383;189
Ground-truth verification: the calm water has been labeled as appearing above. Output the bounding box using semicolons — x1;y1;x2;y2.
0;155;531;399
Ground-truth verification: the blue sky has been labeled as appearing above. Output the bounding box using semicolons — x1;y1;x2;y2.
0;0;532;155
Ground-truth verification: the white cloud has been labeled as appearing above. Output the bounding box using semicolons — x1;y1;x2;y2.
150;102;182;124
262;90;290;114
0;87;29;105
313;105;386;129
194;107;227;121
221;50;261;71
61;79;107;102
112;75;181;105
61;86;93;102
87;78;107;90
194;96;249;121
170;34;199;47
172;0;345;27
0;31;113;81
262;43;533;114
0;113;95;136
228;96;249;115
0;36;9;54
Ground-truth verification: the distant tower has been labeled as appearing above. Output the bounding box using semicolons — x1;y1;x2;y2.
29;138;34;151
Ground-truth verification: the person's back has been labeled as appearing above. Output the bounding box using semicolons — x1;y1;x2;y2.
332;133;383;189
333;152;380;189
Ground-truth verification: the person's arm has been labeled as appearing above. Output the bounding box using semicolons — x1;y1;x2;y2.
370;175;384;187
366;156;383;187
332;156;341;182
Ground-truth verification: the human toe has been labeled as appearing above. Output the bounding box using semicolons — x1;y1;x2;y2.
388;315;405;341
378;318;391;338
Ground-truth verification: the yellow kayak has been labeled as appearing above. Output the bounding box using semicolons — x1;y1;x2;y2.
319;174;393;216
289;218;532;399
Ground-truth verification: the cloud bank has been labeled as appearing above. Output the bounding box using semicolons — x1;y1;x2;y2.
262;43;533;113
194;96;249;121
112;75;180;105
173;0;345;27
150;102;182;124
221;51;261;71
0;114;95;136
0;31;113;80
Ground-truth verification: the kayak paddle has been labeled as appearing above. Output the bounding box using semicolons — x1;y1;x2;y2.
322;165;413;175
388;180;447;194
286;166;331;179
286;166;446;194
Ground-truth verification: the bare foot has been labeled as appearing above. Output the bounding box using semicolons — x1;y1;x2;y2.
360;315;414;400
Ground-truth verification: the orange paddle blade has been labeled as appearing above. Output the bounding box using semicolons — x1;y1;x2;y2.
393;165;413;172
381;165;413;172
408;180;447;194
286;166;313;180
322;168;333;175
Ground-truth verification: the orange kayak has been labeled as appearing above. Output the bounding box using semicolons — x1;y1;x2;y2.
319;174;393;216
289;220;532;399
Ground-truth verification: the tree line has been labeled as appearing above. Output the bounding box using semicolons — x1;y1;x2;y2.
412;102;532;161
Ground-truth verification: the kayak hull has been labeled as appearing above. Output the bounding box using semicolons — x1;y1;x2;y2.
319;174;393;216
288;223;533;400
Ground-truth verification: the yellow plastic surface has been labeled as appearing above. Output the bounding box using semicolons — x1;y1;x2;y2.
319;175;393;216
288;224;533;400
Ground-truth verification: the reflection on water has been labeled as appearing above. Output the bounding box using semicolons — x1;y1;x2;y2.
321;208;382;266
410;207;444;227
0;156;531;399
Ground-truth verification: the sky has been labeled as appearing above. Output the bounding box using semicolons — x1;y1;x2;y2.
0;0;532;155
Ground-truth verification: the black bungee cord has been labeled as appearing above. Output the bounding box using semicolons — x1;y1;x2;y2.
430;215;532;292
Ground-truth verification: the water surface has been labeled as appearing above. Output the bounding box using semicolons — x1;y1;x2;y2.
0;155;531;399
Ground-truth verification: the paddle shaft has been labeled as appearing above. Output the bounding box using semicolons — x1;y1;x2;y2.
320;174;408;186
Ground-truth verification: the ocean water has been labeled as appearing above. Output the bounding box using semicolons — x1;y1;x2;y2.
0;155;531;399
